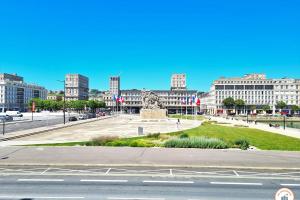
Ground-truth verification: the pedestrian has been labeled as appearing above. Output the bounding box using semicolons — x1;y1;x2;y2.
176;118;180;129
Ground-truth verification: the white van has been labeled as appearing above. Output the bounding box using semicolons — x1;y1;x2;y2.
5;111;23;117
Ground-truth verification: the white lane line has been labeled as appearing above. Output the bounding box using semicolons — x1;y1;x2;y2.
107;198;165;200
0;196;84;199
41;167;51;175
17;178;64;182
233;170;239;177
105;168;112;175
143;180;194;184
80;179;128;183
210;182;262;186
280;183;300;187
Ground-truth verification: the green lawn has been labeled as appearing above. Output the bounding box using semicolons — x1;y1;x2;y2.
169;114;205;121
31;121;300;151
169;122;300;151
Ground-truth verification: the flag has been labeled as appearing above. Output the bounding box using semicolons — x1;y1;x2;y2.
189;95;194;105
196;97;201;106
181;97;186;105
118;96;124;103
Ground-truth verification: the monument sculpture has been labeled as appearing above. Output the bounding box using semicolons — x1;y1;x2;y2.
140;90;167;119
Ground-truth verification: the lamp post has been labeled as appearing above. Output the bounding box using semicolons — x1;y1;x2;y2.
1;119;5;135
57;80;66;124
283;115;286;130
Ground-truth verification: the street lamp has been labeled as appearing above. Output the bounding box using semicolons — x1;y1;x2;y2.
57;80;66;124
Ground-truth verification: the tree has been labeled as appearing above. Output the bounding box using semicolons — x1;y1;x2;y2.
87;100;106;113
250;105;256;114
262;105;271;112
234;99;245;114
234;99;245;107
291;105;299;114
222;97;235;109
276;101;287;110
90;89;100;94
28;98;43;111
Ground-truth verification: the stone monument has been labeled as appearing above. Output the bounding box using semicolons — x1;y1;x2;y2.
140;90;167;119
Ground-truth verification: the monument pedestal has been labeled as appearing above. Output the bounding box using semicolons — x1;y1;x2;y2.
140;109;167;119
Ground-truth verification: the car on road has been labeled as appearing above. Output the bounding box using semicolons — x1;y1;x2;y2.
86;112;96;118
0;115;13;122
78;114;88;120
68;116;78;121
5;111;23;117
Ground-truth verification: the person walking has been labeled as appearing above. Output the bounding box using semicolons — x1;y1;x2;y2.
176;118;181;129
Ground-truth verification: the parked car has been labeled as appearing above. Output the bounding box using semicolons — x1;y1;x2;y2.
68;116;78;121
78;114;88;120
0;115;13;122
97;112;106;117
86;113;96;119
5;111;23;117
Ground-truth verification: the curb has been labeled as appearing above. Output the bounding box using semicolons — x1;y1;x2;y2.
0;163;300;170
0;116;114;142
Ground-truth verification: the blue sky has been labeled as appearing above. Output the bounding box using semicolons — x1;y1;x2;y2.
0;0;299;91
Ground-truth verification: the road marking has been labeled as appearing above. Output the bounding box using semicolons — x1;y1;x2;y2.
143;180;194;184
233;170;239;176
107;198;165;200
210;182;262;186
41;167;51;175
80;179;128;183
0;196;84;199
280;183;300;187
17;178;64;182
105;168;112;175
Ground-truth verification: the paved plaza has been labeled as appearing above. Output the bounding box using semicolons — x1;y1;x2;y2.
2;115;201;146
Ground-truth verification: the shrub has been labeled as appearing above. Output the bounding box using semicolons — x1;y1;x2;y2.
85;136;119;146
164;137;228;149
179;133;189;138
146;133;160;139
234;139;250;150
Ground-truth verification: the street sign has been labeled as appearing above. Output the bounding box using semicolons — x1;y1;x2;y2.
32;101;36;112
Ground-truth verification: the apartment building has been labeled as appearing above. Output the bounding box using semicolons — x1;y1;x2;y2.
171;74;186;90
200;74;300;114
65;74;89;101
110;76;120;96
0;73;47;112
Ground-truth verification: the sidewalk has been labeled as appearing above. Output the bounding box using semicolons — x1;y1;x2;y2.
0;116;113;141
0;146;300;169
210;116;300;139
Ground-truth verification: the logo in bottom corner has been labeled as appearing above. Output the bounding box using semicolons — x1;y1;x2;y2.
275;188;295;200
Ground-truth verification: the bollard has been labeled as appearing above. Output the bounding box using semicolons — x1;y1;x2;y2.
138;127;144;136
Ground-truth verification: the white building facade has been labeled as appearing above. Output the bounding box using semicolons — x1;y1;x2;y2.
200;74;300;115
0;73;47;112
171;74;186;90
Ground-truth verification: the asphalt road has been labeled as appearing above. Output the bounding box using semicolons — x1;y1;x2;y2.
0;174;299;200
0;166;299;200
3;116;71;134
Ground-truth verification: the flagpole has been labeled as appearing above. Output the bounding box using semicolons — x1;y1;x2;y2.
185;95;188;120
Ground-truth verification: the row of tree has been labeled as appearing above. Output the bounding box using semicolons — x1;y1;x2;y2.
28;98;106;112
222;97;300;113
